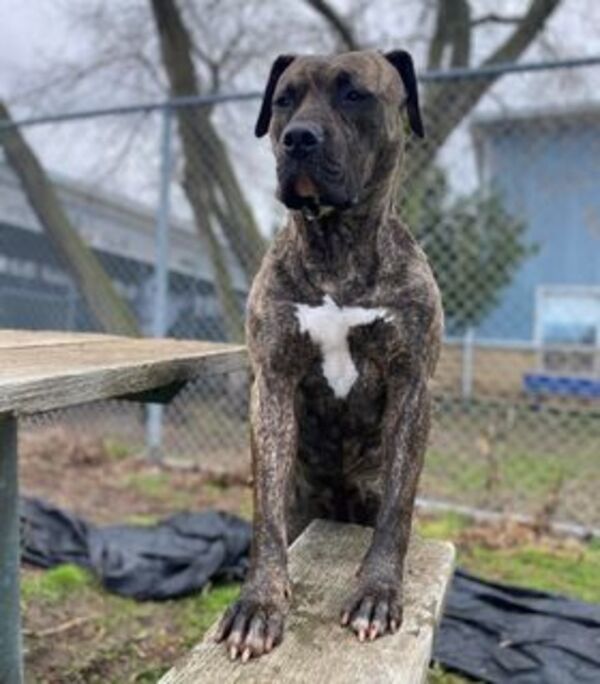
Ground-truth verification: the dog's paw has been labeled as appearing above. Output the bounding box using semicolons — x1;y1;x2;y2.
215;585;289;662
340;578;403;642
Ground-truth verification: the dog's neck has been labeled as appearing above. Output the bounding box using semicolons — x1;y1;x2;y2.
289;181;396;296
293;200;389;248
284;144;404;297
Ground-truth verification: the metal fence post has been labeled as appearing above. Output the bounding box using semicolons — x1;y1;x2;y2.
0;414;23;684
146;106;173;460
66;281;76;330
461;327;475;400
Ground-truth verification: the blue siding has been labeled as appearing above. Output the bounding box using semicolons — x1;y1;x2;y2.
475;120;600;341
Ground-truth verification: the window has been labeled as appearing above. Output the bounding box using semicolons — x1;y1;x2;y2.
535;286;600;375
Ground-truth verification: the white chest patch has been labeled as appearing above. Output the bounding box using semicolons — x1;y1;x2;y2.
295;295;392;399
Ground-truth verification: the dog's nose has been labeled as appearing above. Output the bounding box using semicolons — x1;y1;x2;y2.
282;123;323;159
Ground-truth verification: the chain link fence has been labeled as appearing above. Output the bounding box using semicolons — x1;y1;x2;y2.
1;58;599;531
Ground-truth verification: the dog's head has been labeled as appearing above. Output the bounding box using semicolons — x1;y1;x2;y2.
255;50;424;213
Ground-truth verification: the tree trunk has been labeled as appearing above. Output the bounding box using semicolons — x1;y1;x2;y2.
149;0;267;342
0;101;141;337
179;128;246;341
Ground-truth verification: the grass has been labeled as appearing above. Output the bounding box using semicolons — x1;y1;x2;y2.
177;583;241;646
23;566;240;683
22;564;95;604
418;513;600;602
124;513;162;526
126;473;172;499
463;542;600;603
417;511;470;539
104;438;135;462
428;663;472;684
125;472;197;510
422;400;600;524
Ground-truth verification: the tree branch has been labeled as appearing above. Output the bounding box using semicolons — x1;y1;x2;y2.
303;0;359;51
412;0;562;188
482;0;561;67
427;0;471;70
471;13;524;26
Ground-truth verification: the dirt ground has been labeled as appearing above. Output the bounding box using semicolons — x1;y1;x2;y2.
18;425;600;684
20;426;252;684
20;426;253;525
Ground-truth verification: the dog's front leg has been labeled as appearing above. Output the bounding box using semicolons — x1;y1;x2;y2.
216;368;296;661
341;371;430;641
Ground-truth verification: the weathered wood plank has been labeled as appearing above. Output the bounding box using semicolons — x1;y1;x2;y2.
0;338;245;380
160;520;455;684
0;330;123;349
0;333;247;415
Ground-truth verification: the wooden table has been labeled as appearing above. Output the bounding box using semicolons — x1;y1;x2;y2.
160;520;455;684
0;331;246;684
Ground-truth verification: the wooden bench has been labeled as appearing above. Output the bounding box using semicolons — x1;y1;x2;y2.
0;330;246;684
160;520;455;684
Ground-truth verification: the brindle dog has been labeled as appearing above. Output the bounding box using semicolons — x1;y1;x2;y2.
216;49;443;662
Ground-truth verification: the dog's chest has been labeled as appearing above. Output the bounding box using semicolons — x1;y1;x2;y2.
295;295;392;399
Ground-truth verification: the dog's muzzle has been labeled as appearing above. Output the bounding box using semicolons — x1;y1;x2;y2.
277;122;355;212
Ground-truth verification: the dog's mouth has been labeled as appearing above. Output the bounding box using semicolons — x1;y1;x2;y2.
279;171;321;211
278;169;355;214
294;174;319;201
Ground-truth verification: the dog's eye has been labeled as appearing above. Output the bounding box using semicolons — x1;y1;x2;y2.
345;90;363;101
343;88;370;104
274;93;293;108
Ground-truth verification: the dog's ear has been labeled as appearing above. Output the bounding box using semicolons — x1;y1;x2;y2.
255;54;295;138
384;50;425;139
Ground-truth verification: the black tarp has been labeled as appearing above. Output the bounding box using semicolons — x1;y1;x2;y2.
20;497;250;600
20;497;600;682
435;569;600;683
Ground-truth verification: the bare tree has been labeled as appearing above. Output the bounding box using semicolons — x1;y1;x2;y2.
304;0;562;183
304;0;360;51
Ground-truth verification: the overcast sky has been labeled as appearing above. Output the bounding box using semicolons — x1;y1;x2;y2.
0;1;69;94
2;0;600;91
